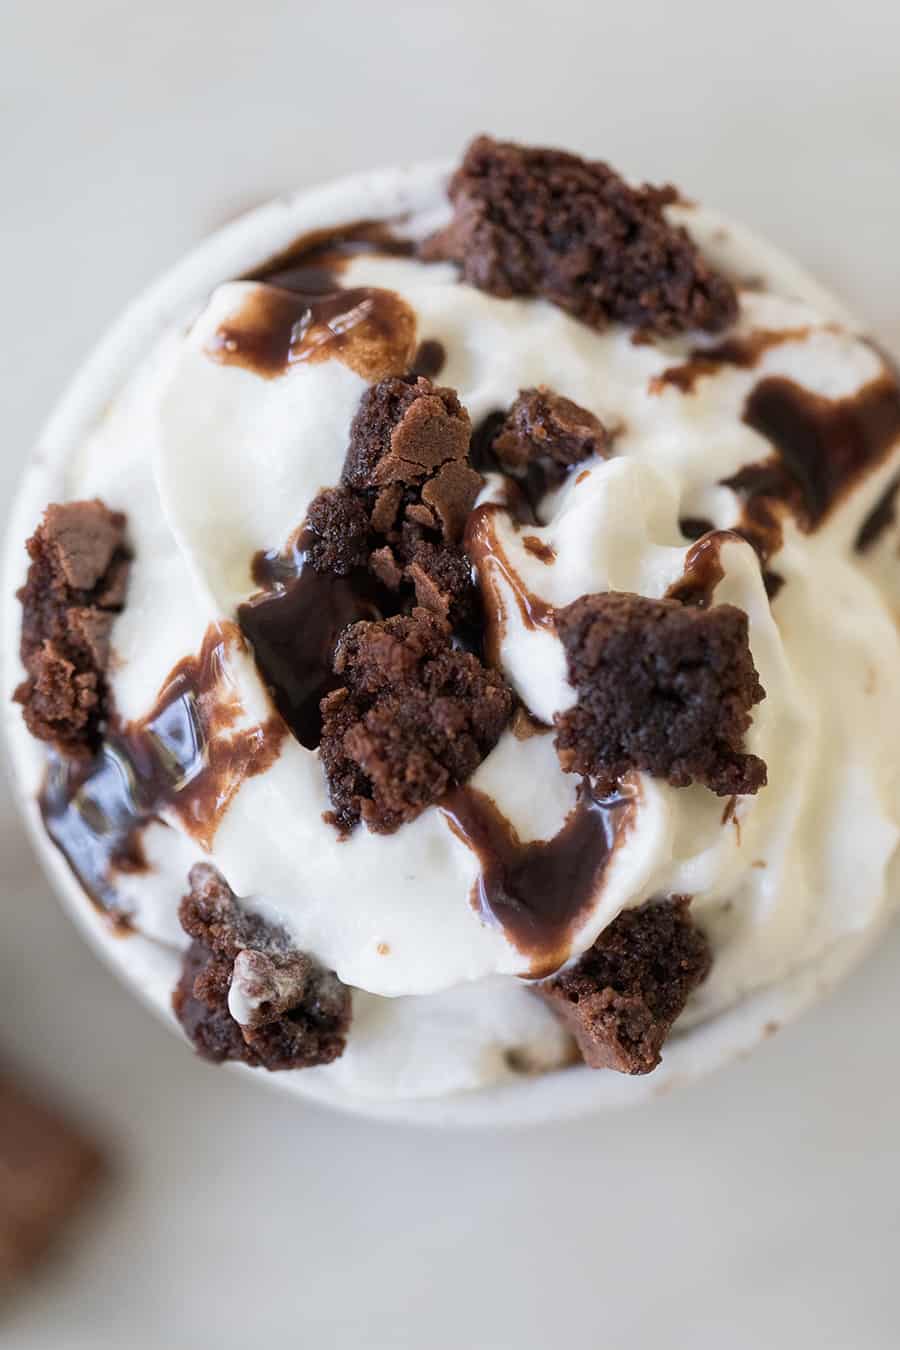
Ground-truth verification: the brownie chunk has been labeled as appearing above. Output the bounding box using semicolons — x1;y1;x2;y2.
493;387;610;475
15;500;130;756
173;864;351;1071
319;614;514;833
537;897;711;1073
343;374;481;545
304;487;371;575
423;136;738;337
554;592;767;796
0;1070;103;1283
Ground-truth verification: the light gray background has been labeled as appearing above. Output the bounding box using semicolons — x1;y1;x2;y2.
3;3;900;1346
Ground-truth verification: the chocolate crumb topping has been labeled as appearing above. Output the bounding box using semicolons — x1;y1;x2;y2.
343;375;479;535
554;592;767;796
537;897;711;1073
423;136;738;336
304;487;371;575
320;614;513;834
493;387;610;475
173;865;350;1070
15;500;130;757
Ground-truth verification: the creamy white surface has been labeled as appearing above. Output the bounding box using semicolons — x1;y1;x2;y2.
7;164;900;1100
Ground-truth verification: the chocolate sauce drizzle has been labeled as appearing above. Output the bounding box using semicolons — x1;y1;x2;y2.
239;533;389;750
441;780;634;977
40;625;285;922
721;373;900;571
465;503;555;665
666;531;732;608
208;222;418;381
653;327;810;395
855;472;900;552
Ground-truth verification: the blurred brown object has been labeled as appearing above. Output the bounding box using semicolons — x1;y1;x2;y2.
0;1069;104;1284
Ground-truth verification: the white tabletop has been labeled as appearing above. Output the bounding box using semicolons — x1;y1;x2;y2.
3;3;900;1346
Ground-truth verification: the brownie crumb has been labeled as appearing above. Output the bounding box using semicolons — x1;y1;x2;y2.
319;614;513;833
173;864;351;1071
0;1071;103;1283
344;375;474;505
537;897;712;1073
493;387;610;476
554;591;767;796
15;500;130;756
423;136;738;336
304;487;371;575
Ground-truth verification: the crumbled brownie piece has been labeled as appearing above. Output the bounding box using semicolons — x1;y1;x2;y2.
15;500;130;756
423;136;738;336
319;614;513;833
0;1070;103;1283
344;375;472;492
537;897;711;1073
172;864;351;1071
493;387;610;475
331;375;481;623
400;533;476;625
554;592;767;796
304;487;371;575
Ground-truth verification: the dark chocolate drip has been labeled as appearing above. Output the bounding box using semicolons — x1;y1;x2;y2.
855;472;900;552
441;780;634;977
521;534;557;565
679;516;715;542
733;373;900;532
207;283;414;381
654;327;810;395
469;411;561;522
410;338;447;379
246;220;415;286
39;625;285;922
465;503;555;666
666;531;731;608
209;221;417;380
239;534;389;750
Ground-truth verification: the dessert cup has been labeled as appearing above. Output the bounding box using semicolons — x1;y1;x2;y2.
5;159;898;1125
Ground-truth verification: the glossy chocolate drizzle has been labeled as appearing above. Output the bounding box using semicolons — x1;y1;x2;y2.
239;533;389;750
40;625;284;922
441;780;635;977
208;222;417;381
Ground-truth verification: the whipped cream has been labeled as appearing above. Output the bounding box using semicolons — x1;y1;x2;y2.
6;163;900;1102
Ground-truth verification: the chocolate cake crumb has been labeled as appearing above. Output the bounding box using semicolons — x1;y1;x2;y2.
423;136;738;336
319;614;513;833
173;864;351;1070
15;500;130;756
344;375;472;498
493;387;610;475
554;592;767;796
537;897;711;1073
304;487;371;575
0;1071;104;1283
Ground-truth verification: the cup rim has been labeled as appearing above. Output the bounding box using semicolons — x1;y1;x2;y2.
2;161;886;1127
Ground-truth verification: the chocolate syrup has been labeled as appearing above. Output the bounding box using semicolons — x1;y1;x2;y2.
854;471;900;552
239;534;389;750
441;780;634;977
666;531;732;608
653;327;810;395
521;534;557;565
410;338;447;379
40;625;285;922
465;503;555;665
209;222;417;381
722;372;900;559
